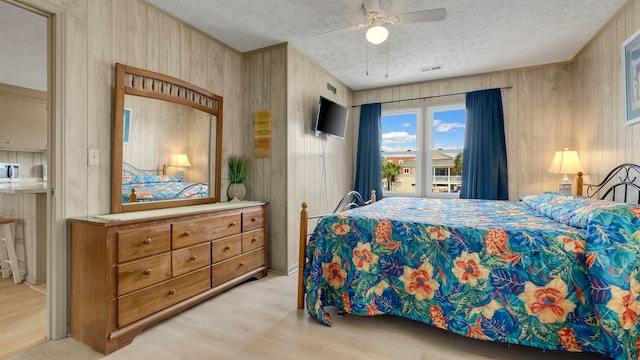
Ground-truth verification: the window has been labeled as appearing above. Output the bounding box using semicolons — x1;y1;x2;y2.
380;109;419;194
381;103;465;197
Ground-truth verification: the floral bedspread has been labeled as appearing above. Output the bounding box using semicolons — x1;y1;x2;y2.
303;194;640;359
121;175;208;202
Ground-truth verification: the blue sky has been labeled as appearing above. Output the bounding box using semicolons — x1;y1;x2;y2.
381;109;465;152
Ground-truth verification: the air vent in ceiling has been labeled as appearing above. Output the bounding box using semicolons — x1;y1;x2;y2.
420;66;442;72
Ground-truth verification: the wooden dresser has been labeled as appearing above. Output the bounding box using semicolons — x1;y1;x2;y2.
68;202;268;354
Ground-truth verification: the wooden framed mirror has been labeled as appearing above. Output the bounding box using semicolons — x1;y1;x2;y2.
111;63;223;213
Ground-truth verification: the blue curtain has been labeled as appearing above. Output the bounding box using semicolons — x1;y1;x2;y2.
354;103;383;202
460;88;508;200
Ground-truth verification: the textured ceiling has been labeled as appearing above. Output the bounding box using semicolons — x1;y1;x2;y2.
0;1;47;91
0;1;628;92
146;0;628;90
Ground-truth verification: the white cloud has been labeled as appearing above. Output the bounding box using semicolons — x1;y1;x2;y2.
382;131;416;144
402;123;411;128
433;119;465;132
381;145;417;152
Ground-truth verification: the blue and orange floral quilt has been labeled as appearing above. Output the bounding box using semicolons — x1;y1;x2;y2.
122;175;208;202
303;194;640;359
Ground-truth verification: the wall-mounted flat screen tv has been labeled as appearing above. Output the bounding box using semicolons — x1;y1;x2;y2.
314;96;348;139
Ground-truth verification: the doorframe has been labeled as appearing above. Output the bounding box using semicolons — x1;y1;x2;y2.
9;0;67;340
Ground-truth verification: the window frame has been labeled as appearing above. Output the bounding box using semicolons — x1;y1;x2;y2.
425;102;465;198
380;107;422;197
381;102;465;198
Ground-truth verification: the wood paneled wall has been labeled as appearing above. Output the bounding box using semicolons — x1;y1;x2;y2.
242;44;288;273
57;0;244;218
573;0;640;183
243;45;354;273
353;64;574;200
286;47;354;274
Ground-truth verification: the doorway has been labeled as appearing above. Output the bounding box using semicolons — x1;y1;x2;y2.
0;0;52;356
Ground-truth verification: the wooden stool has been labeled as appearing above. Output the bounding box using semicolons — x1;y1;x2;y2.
0;218;22;284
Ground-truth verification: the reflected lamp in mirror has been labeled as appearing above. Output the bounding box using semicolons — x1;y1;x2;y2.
548;148;585;195
171;153;191;180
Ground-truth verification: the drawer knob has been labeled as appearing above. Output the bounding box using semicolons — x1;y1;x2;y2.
143;238;152;245
169;288;176;295
229;221;237;227
143;268;151;275
190;255;197;261
224;245;231;251
239;262;245;267
252;217;258;222
251;237;258;243
184;230;191;236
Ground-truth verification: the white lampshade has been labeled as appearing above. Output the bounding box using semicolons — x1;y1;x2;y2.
548;148;584;176
171;153;191;167
365;25;389;45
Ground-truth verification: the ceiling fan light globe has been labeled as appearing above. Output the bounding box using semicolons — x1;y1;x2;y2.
365;25;389;45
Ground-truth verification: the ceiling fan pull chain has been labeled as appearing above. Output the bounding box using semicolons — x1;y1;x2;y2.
385;51;389;79
366;44;369;76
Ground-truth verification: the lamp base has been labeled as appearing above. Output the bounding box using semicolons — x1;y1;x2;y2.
177;170;185;180
558;183;572;195
558;174;572;195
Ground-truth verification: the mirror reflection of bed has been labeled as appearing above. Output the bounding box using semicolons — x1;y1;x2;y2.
121;162;208;203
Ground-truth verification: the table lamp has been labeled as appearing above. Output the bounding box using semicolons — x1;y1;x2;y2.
548;148;584;195
171;153;191;180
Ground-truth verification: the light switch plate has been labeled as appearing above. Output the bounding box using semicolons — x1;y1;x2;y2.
88;149;99;165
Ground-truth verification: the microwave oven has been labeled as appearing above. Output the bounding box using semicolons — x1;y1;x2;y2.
0;163;19;182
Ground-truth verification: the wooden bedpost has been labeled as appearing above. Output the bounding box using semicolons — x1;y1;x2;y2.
371;190;376;203
162;164;167;175
576;172;583;196
130;188;137;202
297;202;308;310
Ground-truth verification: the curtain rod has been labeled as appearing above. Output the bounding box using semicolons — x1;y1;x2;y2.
351;86;513;108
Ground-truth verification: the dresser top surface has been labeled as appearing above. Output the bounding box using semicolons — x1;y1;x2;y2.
69;200;266;225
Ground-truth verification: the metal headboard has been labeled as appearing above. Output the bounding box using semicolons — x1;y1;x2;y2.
584;163;640;204
122;162;164;176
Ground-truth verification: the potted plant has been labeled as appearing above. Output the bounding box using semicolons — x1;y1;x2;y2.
227;156;248;200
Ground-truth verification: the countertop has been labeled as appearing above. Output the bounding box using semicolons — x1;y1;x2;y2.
0;179;47;194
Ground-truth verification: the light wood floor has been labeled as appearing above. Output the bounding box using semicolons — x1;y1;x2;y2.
8;272;610;360
0;277;47;359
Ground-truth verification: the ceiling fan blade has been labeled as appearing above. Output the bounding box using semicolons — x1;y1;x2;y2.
395;8;446;24
317;23;362;36
363;0;381;13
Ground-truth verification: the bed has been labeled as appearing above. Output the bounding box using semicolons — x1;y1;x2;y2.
298;163;640;359
121;162;208;203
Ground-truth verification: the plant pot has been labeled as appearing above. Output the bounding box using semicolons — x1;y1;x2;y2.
227;183;246;200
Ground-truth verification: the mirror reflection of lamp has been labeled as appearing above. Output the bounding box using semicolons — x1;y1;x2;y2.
548;148;585;195
171;154;191;180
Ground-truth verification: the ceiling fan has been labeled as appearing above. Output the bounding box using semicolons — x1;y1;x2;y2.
323;0;446;45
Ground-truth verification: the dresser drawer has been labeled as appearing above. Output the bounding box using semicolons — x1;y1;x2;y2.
242;207;265;232
172;242;211;277
211;234;242;263
117;253;172;296
117;267;210;327
117;224;171;263
211;249;265;287
242;229;264;253
172;213;241;249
